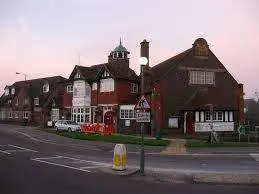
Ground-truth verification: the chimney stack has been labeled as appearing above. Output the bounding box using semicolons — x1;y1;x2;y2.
140;39;149;66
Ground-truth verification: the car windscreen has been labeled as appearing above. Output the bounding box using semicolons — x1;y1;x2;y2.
66;121;78;125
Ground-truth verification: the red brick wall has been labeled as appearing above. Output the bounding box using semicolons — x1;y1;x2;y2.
152;82;163;130
93;80;139;105
63;92;72;107
91;90;98;105
117;80;139;104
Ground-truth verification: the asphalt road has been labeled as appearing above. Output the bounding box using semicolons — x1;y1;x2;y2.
1;124;259;193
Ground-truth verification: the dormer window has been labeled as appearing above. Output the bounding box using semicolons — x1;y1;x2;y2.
34;97;39;106
43;82;49;93
11;87;15;95
4;88;9;96
67;85;73;93
101;70;110;78
131;83;138;94
74;72;81;79
118;52;123;58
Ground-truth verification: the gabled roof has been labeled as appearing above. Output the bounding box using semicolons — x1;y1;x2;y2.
71;62;138;83
151;49;192;81
0;76;67;107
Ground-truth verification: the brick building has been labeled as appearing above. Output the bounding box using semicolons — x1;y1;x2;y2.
0;76;67;126
148;38;244;135
64;40;140;133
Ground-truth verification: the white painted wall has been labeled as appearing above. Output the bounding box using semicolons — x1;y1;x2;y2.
195;122;234;132
72;80;91;107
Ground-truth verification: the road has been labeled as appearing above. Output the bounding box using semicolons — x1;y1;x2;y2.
0;124;259;193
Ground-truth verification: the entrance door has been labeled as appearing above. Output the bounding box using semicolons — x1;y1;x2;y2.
104;111;113;125
186;112;194;134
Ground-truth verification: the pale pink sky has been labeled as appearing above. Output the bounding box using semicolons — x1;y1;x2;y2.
1;0;259;98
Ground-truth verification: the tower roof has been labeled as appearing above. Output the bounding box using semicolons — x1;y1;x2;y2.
114;38;128;52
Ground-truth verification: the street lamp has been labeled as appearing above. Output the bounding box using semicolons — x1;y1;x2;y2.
139;56;148;175
16;72;27;81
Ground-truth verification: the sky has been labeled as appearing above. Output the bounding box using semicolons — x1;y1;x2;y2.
0;0;259;98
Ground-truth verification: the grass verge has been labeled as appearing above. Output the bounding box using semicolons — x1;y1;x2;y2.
40;128;169;147
186;139;259;148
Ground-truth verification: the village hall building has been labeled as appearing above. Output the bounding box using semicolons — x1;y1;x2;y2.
149;38;245;135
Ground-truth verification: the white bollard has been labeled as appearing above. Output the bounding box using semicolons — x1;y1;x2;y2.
112;144;127;171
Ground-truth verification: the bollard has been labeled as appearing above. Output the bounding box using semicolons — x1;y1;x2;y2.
112;144;127;171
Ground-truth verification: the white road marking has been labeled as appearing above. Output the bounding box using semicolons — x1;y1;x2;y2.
56;155;112;166
4;149;31;153
8;144;38;153
80;166;105;169
31;158;91;172
0;150;11;155
250;153;259;161
32;156;62;160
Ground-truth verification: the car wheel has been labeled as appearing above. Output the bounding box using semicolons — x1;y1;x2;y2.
55;126;59;131
68;127;72;132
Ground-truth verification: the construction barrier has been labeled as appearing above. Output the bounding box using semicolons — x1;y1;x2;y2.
113;144;127;171
81;123;113;136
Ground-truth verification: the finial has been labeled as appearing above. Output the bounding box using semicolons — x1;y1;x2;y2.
120;37;122;45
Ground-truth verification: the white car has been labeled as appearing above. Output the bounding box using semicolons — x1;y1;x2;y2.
54;120;81;132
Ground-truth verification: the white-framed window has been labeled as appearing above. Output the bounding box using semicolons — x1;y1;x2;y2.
131;83;138;94
74;72;81;79
9;111;13;118
43;83;49;93
72;107;91;123
34;97;39;106
11;87;15;95
205;111;224;121
24;98;28;105
189;71;215;85
217;112;223;121
195;111;200;122
225;112;229;122
51;108;59;121
100;78;114;92
205;111;211;121
120;105;135;120
92;82;97;90
15;98;19;106
14;111;19;118
67;85;73;93
5;88;9;96
23;111;29;119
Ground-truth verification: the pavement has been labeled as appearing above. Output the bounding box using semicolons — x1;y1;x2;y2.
1;124;259;186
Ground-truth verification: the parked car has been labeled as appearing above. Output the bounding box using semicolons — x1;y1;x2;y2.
54;120;81;132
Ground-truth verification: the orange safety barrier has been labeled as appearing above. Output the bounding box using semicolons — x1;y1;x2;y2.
81;123;113;136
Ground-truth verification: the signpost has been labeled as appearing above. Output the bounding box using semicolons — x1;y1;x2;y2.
135;94;150;175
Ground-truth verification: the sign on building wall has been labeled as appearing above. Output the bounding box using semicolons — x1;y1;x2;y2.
168;117;178;128
125;120;130;126
195;122;234;132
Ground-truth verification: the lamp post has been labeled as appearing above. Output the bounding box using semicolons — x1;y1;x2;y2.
16;72;27;81
139;56;148;175
206;104;214;143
